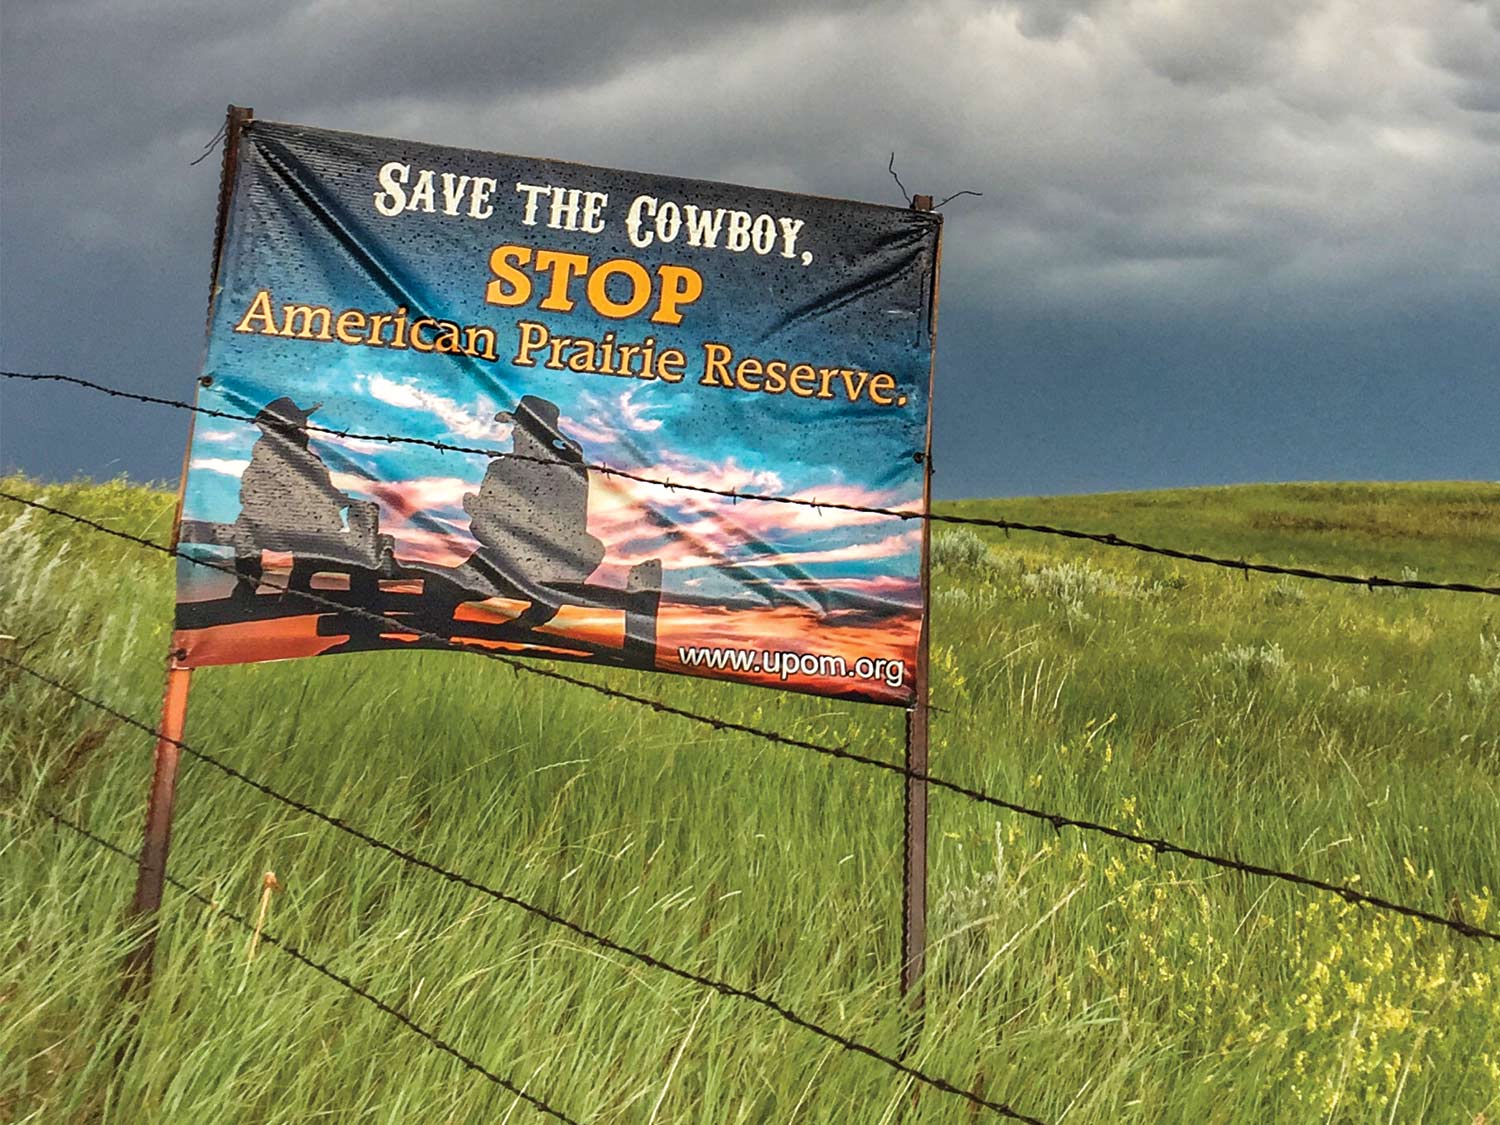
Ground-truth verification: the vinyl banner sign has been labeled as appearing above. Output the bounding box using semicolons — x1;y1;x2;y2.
174;119;940;705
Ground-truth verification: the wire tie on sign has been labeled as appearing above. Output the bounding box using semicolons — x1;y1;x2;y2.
888;152;912;207
199;375;214;388
189;122;228;166
934;189;984;210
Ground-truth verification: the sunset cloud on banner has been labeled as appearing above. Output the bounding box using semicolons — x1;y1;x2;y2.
175;116;940;706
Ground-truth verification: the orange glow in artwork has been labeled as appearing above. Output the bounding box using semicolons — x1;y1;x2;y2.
175;616;348;667
538;606;624;649
452;597;530;623
378;579;425;595
452;598;625;649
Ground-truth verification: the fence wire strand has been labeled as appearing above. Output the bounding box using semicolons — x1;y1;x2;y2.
2;785;585;1125
3;487;1496;950
0;652;1046;1123
7;369;1498;598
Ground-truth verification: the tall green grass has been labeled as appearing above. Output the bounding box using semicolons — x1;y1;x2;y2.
3;477;1498;1123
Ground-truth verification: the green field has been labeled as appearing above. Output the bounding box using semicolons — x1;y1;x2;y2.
3;476;1498;1123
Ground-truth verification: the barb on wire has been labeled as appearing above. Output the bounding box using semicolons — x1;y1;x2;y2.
0;650;1045;1122
4;786;583;1125
6;369;1498;598
3;487;1498;951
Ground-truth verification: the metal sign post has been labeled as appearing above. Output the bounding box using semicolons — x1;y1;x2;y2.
121;661;192;987
900;194;940;1011
122;104;252;993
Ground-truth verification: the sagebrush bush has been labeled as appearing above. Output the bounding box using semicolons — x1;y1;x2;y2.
931;526;990;570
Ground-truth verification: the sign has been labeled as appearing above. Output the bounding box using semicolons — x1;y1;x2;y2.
174;118;940;705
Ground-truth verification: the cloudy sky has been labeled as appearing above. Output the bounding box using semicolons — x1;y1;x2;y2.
3;0;1498;498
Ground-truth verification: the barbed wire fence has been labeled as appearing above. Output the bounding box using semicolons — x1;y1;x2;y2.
4;367;1499;1118
0;653;1047;1122
1;784;587;1125
3;488;1496;945
8;370;1499;598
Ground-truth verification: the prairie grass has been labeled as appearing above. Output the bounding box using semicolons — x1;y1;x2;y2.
2;476;1498;1123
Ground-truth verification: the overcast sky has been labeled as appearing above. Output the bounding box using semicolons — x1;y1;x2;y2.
2;0;1497;498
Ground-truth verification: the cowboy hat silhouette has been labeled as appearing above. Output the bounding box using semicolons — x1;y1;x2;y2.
252;396;323;435
495;395;583;462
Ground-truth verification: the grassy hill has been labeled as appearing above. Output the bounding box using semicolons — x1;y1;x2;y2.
3;476;1498;1123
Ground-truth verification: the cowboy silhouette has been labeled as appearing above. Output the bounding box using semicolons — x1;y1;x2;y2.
229;396;367;600
461;395;605;626
236;396;353;535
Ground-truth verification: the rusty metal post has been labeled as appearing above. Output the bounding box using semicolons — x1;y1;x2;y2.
121;105;251;994
122;663;193;987
900;194;941;1011
901;695;930;999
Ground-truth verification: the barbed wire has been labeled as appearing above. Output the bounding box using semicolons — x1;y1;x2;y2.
2;785;584;1124
3;488;1496;949
0;651;1046;1123
7;369;1498;598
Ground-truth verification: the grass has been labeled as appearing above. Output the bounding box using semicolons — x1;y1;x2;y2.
2;475;1498;1123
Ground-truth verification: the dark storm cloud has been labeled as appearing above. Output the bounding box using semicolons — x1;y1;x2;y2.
3;0;1498;494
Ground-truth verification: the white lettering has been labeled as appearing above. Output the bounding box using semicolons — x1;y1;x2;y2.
406;169;436;213
684;206;725;248
515;182;550;226
723;210;753;252
373;162;409;217
548;187;582;230
468;176;497;219
751;214;776;255
581;190;608;234
439;173;472;217
655;201;681;244
777;217;806;259
625;195;656;248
